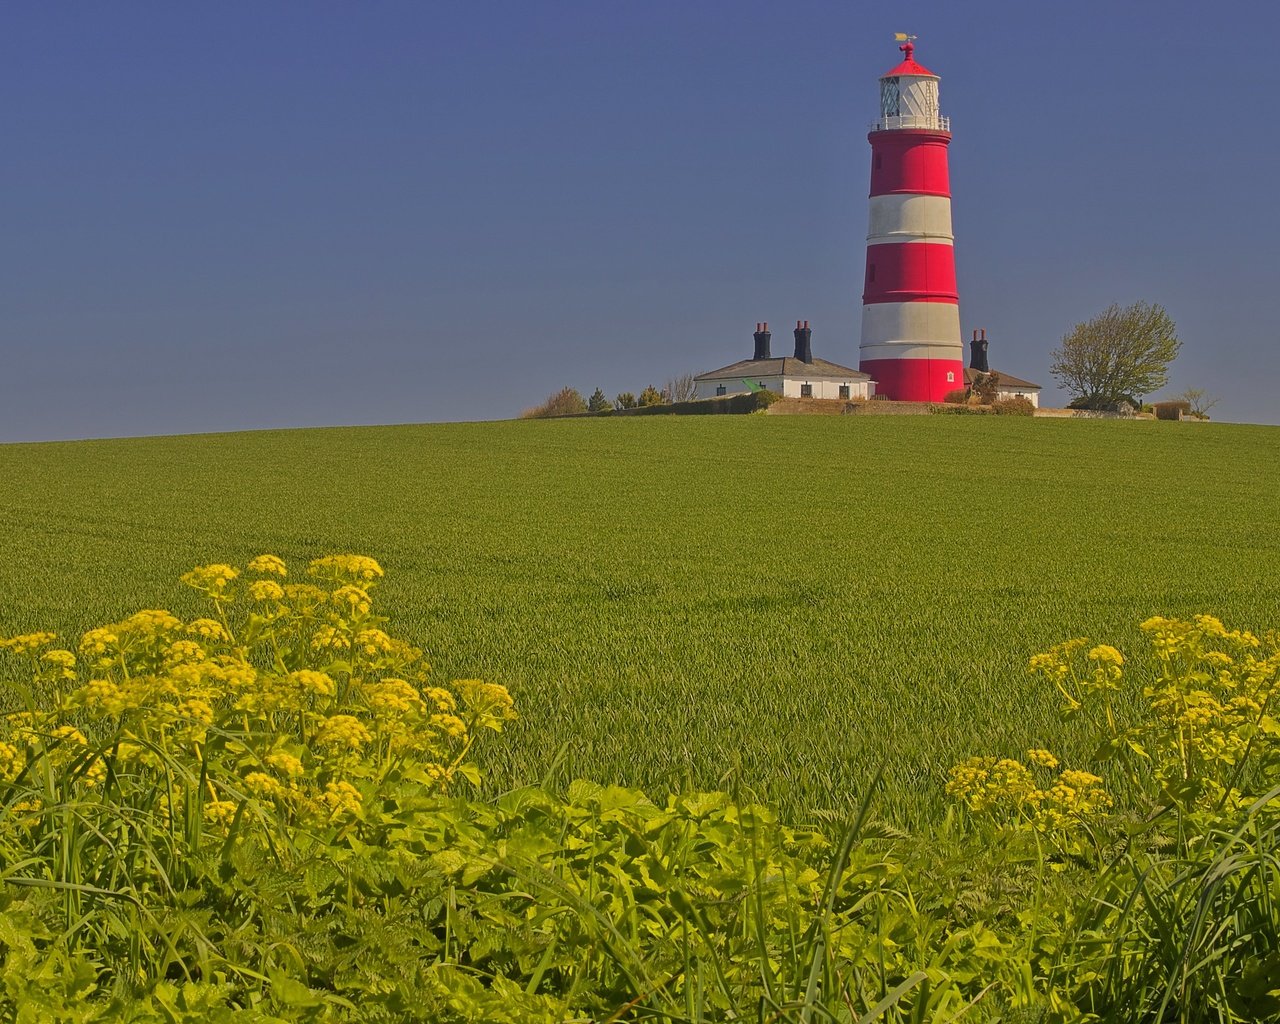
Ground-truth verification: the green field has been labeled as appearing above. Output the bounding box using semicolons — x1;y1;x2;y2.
2;415;1276;825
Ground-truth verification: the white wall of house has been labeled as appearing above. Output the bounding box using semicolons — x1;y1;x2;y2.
695;377;872;401
779;378;872;400
996;387;1040;408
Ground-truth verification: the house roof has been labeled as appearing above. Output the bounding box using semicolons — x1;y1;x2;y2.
964;366;1041;390
695;357;873;382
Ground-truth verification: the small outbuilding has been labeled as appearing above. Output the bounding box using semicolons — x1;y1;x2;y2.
962;330;1041;407
694;322;875;401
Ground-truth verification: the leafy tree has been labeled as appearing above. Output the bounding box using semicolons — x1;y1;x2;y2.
520;387;588;419
614;392;636;410
1050;301;1180;410
1177;387;1220;419
587;388;611;413
664;373;698;404
637;385;664;407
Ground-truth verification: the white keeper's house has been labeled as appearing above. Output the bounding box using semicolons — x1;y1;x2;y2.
693;322;875;401
963;330;1042;407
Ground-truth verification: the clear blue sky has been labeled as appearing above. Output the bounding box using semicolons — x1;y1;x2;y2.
5;0;1278;441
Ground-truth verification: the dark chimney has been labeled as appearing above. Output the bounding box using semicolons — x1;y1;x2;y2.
969;327;989;372
793;319;813;363
753;321;771;360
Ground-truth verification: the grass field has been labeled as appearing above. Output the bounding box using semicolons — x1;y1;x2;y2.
1;415;1276;825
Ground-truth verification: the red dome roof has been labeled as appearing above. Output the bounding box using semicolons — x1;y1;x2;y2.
881;41;937;78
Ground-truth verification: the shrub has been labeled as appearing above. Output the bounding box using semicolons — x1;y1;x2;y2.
521;386;588;418
637;385;664;407
943;388;968;404
969;371;1000;405
990;396;1035;416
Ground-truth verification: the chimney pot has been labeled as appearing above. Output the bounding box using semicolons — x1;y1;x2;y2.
753;321;772;360
793;320;813;363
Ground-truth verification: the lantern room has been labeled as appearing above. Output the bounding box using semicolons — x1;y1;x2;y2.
873;42;949;133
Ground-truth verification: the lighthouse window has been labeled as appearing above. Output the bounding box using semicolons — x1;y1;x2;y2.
946;371;955;383
867;263;876;283
880;78;900;118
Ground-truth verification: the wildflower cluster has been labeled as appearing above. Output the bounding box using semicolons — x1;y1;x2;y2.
953;615;1280;831
946;750;1111;832
0;554;516;842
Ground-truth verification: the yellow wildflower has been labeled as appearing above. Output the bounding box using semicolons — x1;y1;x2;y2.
308;554;384;584
246;554;288;577
316;715;372;750
1087;645;1125;667
74;678;126;715
41;649;76;669
429;713;468;739
1026;748;1059;769
0;632;58;655
424;687;457;712
356;628;395;657
121;610;182;636
0;742;24;781
366;678;425;715
178;699;215;725
243;772;285;799
186;618;230;642
289;669;336;697
331;585;372;616
320;780;363;819
310;625;351;651
265;751;305;778
283;583;328;608
204;800;239;828
163;640;205;667
181;563;239;596
49;725;88;748
458;680;516;721
249;579;285;602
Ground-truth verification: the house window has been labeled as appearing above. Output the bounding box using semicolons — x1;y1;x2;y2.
715;385;726;396
839;385;850;399
800;384;813;398
946;371;955;383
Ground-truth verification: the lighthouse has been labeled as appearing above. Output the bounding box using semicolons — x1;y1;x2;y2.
858;38;964;401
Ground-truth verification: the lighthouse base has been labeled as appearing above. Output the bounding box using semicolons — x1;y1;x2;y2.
860;357;965;403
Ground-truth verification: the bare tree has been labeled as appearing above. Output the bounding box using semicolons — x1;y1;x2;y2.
1177;388;1220;419
1051;301;1181;410
664;372;698;404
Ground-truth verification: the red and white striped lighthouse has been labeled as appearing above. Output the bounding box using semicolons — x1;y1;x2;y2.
858;38;963;401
